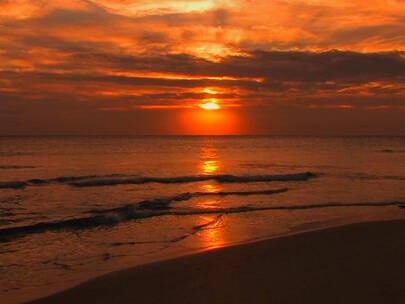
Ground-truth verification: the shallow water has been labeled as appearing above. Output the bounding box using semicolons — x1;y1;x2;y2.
0;136;404;303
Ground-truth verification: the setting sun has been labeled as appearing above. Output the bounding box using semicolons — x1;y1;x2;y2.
199;100;221;111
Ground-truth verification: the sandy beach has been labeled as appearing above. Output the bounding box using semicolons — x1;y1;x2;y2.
28;219;405;304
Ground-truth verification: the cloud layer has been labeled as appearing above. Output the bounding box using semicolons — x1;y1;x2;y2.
0;0;404;134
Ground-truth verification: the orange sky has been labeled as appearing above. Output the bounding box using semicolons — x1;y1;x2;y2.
0;0;404;135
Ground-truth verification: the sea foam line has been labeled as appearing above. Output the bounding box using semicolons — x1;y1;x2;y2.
0;190;403;242
0;172;316;189
0;188;288;241
70;172;316;187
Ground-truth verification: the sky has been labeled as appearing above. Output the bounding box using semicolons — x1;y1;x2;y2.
0;0;404;135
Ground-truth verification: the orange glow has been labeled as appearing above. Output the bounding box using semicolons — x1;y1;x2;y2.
196;215;225;249
199;145;221;176
195;142;225;249
180;108;241;135
183;43;244;61
200;183;221;193
201;160;219;175
109;71;262;82
199;99;221;111
202;87;218;94
198;143;222;192
140;105;193;110
1;1;404;136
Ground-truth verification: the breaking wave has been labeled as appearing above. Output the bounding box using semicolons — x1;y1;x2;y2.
0;181;28;189
0;188;288;241
0;186;403;242
70;172;316;187
0;172;316;189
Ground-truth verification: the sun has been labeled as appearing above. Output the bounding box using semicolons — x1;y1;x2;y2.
199;99;221;110
199;102;221;110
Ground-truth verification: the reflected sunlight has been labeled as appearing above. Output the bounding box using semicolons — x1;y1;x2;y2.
200;183;221;193
196;215;225;250
194;142;226;249
195;198;220;210
201;160;219;175
199;143;222;192
199;145;221;176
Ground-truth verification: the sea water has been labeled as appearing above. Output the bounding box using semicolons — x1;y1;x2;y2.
0;136;404;303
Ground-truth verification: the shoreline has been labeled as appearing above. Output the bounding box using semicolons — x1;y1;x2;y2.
28;219;405;304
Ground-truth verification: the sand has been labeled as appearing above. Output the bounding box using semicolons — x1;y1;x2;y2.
29;220;405;304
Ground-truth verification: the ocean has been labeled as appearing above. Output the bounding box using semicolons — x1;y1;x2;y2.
1;136;404;303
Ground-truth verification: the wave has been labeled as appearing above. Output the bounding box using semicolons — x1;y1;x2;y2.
168;201;405;217
85;189;288;214
0;182;28;189
196;188;289;197
1;188;403;242
0;188;288;241
378;149;405;153
3;200;402;242
69;172;316;187
0;172;316;189
0;165;36;170
0;174;126;189
105;188;289;212
344;173;405;181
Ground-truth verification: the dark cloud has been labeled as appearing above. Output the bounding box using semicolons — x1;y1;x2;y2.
139;31;168;43
1;50;404;101
0;1;404;135
67;50;405;83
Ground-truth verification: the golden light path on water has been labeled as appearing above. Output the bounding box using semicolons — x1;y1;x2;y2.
196;141;225;249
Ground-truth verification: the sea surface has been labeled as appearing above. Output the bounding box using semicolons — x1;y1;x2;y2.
0;136;404;303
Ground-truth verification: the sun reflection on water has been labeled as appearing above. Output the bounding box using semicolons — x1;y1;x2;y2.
200;183;221;193
199;144;222;188
195;215;225;250
195;141;226;249
201;160;219;175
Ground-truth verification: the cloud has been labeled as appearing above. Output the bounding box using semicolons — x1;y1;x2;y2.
0;0;404;134
54;50;405;83
1;50;403;110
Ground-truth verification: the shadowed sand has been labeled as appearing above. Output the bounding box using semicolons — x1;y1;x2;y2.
29;220;405;304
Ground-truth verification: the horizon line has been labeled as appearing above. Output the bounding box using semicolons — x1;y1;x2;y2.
1;134;405;137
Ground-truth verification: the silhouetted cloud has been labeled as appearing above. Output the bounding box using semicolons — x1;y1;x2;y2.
0;0;404;134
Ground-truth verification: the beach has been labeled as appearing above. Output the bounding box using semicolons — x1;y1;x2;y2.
29;219;405;304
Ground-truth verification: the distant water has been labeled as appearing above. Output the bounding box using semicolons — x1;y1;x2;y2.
1;136;405;303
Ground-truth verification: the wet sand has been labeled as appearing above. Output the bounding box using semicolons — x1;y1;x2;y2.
29;220;405;304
